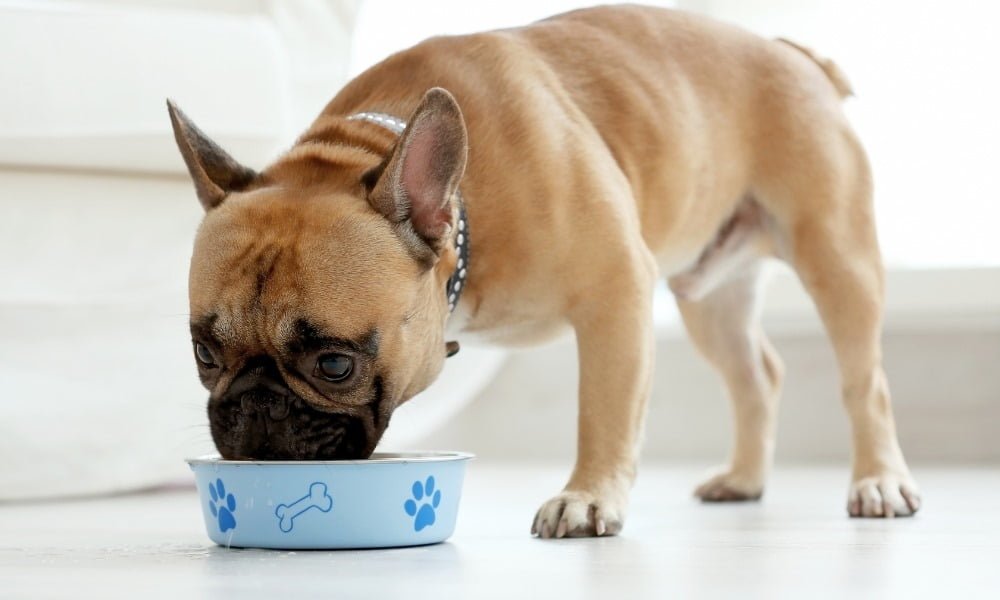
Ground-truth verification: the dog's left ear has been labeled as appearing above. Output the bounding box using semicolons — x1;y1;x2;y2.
365;88;468;260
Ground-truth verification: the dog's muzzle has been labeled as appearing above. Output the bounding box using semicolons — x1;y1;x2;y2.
208;356;370;460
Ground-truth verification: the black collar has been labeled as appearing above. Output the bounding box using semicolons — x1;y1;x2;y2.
445;203;469;312
347;111;469;313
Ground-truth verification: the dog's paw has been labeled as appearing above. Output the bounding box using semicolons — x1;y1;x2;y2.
694;468;764;502
848;474;921;518
531;490;623;539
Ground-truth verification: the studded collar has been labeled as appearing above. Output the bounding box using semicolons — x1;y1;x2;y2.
347;111;469;314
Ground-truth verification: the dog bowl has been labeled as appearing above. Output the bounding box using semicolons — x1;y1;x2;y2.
187;452;473;549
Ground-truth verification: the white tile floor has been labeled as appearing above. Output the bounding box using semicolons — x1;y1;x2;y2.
2;464;998;599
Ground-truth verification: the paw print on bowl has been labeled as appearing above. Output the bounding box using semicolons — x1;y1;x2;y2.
208;478;237;533
404;476;441;532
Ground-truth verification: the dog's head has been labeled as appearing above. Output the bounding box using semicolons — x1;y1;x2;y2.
170;89;468;460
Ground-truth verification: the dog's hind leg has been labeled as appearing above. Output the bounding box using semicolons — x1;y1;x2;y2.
764;126;920;517
676;260;783;501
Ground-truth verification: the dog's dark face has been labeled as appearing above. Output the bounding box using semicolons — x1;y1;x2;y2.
171;89;468;460
191;307;390;460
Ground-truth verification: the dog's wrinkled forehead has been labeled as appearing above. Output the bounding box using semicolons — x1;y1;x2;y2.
188;189;420;349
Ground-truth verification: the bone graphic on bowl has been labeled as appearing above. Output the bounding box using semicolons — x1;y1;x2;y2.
275;482;333;533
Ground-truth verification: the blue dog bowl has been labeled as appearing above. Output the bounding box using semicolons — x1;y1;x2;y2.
187;452;472;549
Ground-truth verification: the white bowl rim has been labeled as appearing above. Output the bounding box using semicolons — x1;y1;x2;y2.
185;451;474;466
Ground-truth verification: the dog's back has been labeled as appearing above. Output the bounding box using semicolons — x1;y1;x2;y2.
326;5;854;271
515;5;856;258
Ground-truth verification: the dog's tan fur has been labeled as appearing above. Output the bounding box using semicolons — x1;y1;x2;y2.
173;5;919;538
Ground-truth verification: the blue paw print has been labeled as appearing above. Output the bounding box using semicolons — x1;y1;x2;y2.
208;478;237;533
404;476;441;532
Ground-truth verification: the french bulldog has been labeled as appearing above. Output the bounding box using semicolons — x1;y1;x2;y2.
171;5;920;538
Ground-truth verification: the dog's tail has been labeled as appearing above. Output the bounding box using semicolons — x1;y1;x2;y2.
775;37;854;99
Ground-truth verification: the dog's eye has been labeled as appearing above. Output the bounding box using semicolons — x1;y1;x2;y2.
194;342;217;368
315;354;353;382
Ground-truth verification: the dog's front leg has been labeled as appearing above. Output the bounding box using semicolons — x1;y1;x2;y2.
532;250;656;538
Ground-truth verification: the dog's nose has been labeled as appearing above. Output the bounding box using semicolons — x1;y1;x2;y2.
235;388;290;423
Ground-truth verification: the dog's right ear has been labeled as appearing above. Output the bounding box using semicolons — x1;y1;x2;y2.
167;100;257;211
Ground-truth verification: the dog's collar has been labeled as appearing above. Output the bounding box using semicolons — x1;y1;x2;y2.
348;111;469;313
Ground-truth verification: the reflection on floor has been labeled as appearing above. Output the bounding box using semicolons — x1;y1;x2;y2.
2;464;998;599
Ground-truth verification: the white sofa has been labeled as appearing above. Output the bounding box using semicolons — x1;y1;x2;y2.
0;0;504;500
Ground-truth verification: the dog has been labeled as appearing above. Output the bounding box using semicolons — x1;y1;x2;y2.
170;4;921;538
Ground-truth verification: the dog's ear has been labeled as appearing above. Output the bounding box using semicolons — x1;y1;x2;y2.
167;100;257;211
364;88;468;260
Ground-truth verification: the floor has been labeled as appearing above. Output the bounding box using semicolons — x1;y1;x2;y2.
2;464;998;599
